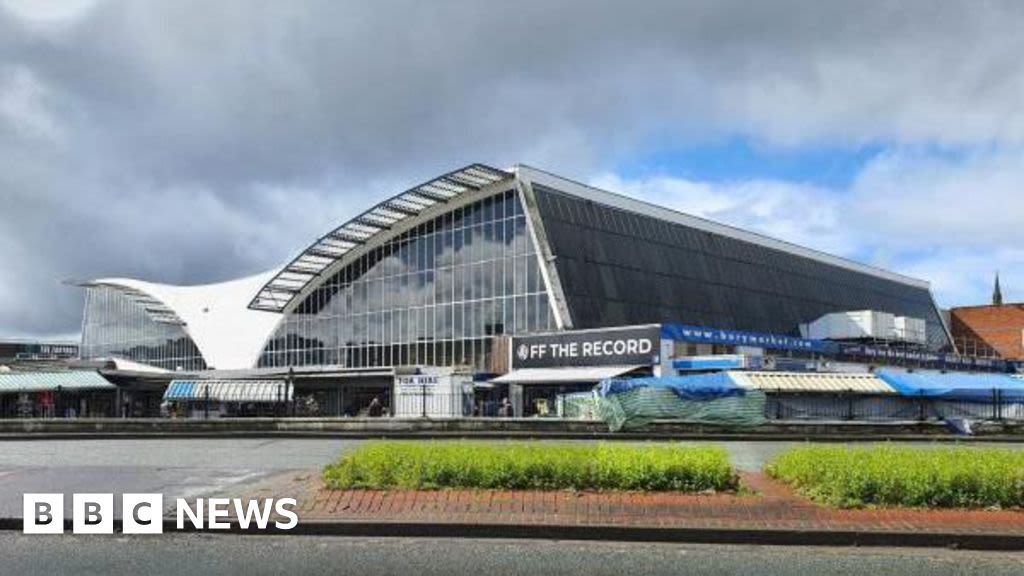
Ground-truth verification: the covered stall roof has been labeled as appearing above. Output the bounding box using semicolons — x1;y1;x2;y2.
491;366;642;385
730;371;895;394
0;371;115;393
600;370;896;395
876;370;1024;400
164;380;291;403
598;372;745;400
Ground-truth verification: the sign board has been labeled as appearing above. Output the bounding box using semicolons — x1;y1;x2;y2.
511;325;660;369
661;323;831;354
3;342;79;360
395;374;439;391
672;354;761;372
393;371;469;419
663;322;1010;373
838;344;1009;372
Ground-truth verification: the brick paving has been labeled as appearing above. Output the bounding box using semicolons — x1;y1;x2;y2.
229;469;1024;536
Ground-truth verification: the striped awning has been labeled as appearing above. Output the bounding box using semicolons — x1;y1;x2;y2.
728;371;895;394
164;380;291;403
0;371;116;393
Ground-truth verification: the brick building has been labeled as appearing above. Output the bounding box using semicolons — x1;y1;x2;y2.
949;275;1024;360
950;304;1024;360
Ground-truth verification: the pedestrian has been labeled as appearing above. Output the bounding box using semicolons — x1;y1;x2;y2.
368;396;383;417
498;397;513;418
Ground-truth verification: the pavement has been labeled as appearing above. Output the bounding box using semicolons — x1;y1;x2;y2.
2;438;1024;549
8;416;1020;440
2;534;1023;576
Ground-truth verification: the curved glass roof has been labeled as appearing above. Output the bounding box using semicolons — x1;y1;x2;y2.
248;163;512;313
76;281;186;326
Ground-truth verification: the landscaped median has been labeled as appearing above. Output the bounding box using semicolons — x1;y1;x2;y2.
766;445;1024;509
252;441;1024;548
323;441;738;492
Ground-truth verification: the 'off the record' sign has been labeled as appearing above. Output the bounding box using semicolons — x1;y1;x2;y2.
511;325;660;369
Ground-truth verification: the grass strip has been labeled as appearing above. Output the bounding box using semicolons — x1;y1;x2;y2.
323;441;737;492
766;445;1024;509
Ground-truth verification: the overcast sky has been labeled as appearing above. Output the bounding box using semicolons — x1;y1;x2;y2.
2;0;1023;339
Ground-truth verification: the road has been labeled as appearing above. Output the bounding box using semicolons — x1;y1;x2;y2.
1;534;1022;575
1;438;1022;518
0;438;359;519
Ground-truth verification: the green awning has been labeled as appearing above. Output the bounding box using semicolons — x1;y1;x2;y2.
0;371;116;393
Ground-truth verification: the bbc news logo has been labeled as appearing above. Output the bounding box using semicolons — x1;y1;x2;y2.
23;494;298;534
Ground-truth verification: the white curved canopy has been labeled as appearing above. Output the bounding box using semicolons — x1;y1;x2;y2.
248;163;512;313
83;271;281;370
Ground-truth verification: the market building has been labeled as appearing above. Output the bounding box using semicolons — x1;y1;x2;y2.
0;339;108;418
0;339;78;367
60;163;1022;421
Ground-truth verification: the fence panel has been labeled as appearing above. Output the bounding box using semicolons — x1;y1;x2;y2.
765;390;1024;422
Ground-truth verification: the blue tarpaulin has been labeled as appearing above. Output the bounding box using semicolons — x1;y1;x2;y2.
876;370;1024;401
595;373;764;430
597;372;746;400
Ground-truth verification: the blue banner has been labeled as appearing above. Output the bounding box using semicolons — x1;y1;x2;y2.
661;322;1010;373
661;323;835;354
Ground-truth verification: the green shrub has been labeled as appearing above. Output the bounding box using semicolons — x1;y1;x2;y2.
766;445;1024;509
323;441;737;492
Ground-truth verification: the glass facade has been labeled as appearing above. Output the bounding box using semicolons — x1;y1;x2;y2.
81;285;207;370
532;184;951;350
259;189;556;370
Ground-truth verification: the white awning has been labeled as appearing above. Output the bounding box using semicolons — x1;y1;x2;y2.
729;371;895;394
96;357;171;374
164;380;291;402
491;365;642;385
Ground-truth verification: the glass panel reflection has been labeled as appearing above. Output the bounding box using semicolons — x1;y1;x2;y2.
81;286;207;371
260;190;555;370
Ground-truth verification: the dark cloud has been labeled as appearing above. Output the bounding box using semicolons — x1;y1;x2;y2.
2;0;1024;336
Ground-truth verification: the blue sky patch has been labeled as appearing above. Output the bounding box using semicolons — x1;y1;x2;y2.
614;138;884;189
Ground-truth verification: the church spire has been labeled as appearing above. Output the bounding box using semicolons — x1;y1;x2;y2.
993;272;1003;306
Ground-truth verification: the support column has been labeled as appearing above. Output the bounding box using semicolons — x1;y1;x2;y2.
515;176;573;331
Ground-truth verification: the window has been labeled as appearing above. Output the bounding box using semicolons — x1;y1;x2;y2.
259;190;549;370
82;286;207;371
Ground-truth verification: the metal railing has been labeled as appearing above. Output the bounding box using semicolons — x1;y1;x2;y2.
764;389;1024;422
950;336;1003;359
